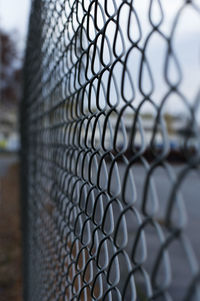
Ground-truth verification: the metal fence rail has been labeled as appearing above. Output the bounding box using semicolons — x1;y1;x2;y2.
22;0;200;300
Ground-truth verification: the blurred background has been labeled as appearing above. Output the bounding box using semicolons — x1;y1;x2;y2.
0;0;30;299
0;0;200;300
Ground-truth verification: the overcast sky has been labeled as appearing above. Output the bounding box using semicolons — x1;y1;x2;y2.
0;0;199;115
0;0;31;53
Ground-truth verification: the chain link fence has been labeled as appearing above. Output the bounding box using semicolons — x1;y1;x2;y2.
21;0;200;300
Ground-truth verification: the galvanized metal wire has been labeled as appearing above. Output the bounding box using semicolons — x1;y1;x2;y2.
22;0;200;300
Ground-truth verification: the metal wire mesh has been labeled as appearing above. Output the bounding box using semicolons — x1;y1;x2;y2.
21;0;200;300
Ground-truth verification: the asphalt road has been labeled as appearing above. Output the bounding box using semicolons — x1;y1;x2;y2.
109;162;200;300
1;155;198;300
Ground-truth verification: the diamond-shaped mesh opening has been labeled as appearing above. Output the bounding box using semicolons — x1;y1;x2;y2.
21;1;200;300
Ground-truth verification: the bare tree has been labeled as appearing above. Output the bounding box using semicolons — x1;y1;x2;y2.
0;29;22;106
